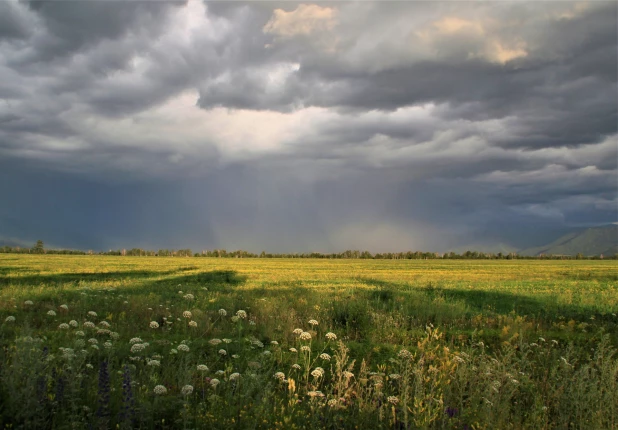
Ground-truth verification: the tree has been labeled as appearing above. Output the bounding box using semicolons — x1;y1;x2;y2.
33;240;44;254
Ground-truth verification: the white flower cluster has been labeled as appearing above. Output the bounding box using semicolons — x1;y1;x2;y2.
182;311;192;319
292;328;303;335
83;322;96;329
131;343;146;353
24;300;33;306
325;332;337;341
149;321;159;329
235;310;247;319
69;320;78;327
59;304;69;311
88;311;97;318
229;373;240;381
218;309;227;316
47;310;56;316
308;319;319;326
274;372;285;381
188;320;197;328
209;338;222;346
319;353;331;361
181;385;193;395
5;316;15;323
177;344;190;352
58;323;70;330
183;294;194;301
197;364;209;371
311;367;325;378
210;378;220;387
99;321;110;328
153;385;167;395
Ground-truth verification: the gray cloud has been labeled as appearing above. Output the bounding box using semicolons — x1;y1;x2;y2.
0;1;615;252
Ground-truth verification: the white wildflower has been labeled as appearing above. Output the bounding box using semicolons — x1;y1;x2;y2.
311;367;324;378
99;321;111;328
229;373;240;381
274;372;285;381
75;330;85;337
292;364;301;370
147;360;161;367
24;300;33;306
218;349;227;356
5;316;15;323
210;378;220;387
183;294;194;300
308;319;318;326
299;332;312;341
197;364;209;371
104;342;112;349
325;332;337;341
181;385;193;395
153;385;167;395
131;344;145;353
236;310;247;319
83;321;95;329
177;344;190;352
59;304;69;311
289;347;298;353
182;311;192;319
88;338;98;344
292;328;303;335
231;316;240;323
69;320;78;327
47;310;57;316
218;309;227;316
129;337;142;344
209;339;222;346
149;321;159;329
188;320;197;328
58;323;70;330
88;311;97;318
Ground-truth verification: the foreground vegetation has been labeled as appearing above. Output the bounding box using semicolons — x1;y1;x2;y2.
0;255;617;429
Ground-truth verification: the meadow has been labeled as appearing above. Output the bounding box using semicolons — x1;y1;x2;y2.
0;255;617;429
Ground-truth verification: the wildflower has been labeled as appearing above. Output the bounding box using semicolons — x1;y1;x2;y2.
153;385;167;395
69;320;78;327
320;353;331;360
263;351;271;356
88;338;98;344
271;341;279;345
218;349;227;356
97;329;110;335
99;321;111;328
178;344;190;352
88;311;97;318
86;364;94;369
389;373;402;380
236;310;247;319
231;316;240;323
182;311;192;319
292;328;303;335
75;339;86;348
218;309;227;316
343;371;354;379
58;323;70;330
110;332;119;340
308;319;318;326
75;330;85;337
170;349;178;355
232;354;240;359
229;373;240;381
300;332;312;341
209;338;222;346
129;338;142;344
274;372;285;380
210;378;220;387
325;332;337;341
5;316;15;323
328;399;338;407
301;346;310;352
104;342;112;349
178;291;183;294
183;294;194;300
215;370;225;375
189;320;197;328
223;338;233;344
24;300;33;305
147;360;160;367
398;349;413;359
197;364;209;371
388;396;399;405
311;367;324;378
181;385;193;395
60;304;69;311
47;310;57;316
130;344;145;353
289;347;298;353
91;344;99;350
308;391;324;398
84;321;96;329
249;320;256;326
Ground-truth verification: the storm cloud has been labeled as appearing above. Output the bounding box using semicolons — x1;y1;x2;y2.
0;0;616;252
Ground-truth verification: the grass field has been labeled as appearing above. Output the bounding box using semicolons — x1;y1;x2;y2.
1;255;617;429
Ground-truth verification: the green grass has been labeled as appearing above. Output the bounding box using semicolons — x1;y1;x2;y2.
0;255;617;429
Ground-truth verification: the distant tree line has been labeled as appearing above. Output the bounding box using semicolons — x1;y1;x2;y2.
0;241;615;260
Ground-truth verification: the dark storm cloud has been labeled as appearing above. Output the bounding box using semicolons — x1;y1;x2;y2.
0;1;616;252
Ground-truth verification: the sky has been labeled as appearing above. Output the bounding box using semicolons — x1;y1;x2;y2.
0;0;616;253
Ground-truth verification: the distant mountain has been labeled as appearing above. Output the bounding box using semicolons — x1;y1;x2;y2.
518;224;618;257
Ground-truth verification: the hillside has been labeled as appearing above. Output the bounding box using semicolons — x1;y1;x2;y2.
519;224;618;257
